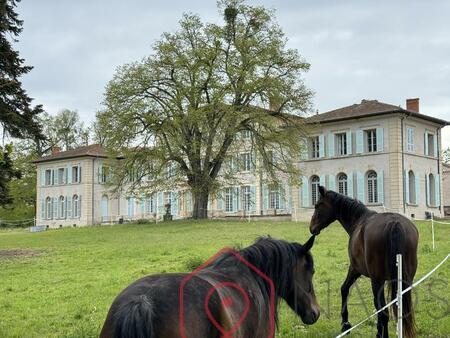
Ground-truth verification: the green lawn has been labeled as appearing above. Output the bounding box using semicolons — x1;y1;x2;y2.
0;220;449;338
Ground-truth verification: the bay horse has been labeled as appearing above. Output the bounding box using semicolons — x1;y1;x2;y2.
310;186;418;338
100;236;320;338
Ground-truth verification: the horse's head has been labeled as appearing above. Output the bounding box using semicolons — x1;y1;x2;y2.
310;185;337;235
285;235;320;325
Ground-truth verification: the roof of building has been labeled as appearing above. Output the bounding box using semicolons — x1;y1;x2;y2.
33;144;108;163
305;99;449;125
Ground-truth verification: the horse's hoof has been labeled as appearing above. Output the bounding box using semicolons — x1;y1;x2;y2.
341;322;352;333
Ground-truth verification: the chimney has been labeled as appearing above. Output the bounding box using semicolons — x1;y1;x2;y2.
406;98;419;113
51;146;61;155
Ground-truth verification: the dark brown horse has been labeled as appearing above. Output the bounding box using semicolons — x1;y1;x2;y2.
100;236;320;338
310;186;418;338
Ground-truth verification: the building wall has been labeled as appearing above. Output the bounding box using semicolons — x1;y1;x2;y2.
442;164;450;216
35;114;446;227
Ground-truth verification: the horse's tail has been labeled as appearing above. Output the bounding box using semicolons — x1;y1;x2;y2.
112;295;155;338
387;221;416;338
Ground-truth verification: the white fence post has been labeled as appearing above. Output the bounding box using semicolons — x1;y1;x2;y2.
431;214;435;251
396;254;403;338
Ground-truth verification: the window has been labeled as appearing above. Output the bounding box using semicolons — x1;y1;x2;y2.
166;163;177;178
269;184;280;209
428;174;436;206
225;188;233;212
73;195;80;218
127;197;135;217
100;166;110;183
46;197;52;219
57;168;66;185
366;129;377;152
311;176;320;205
426;133;435;156
408;171;416;204
72;166;80;183
406;127;415;152
367;171;378;204
336;133;347;156
147;194;155;214
58;196;65;219
241;130;251;139
242;186;252;211
310;137;320;158
338;173;348;196
240;153;253;171
45;169;52;186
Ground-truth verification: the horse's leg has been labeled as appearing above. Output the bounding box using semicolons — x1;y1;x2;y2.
371;279;389;338
340;265;361;333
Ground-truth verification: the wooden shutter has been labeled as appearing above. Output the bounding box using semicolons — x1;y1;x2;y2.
67;196;72;218
319;134;325;158
301;176;309;207
356;171;365;202
346;131;352;155
404;170;409;204
377;170;384;204
262;185;269;210
40;198;45;219
347;172;354;198
435;174;440;206
356;130;364;154
376;128;384;152
250;186;256;212
328;133;335;157
424;132;429;156
415;172;420;205
328;174;336;191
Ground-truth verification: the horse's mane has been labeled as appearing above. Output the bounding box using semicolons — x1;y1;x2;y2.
208;237;313;321
327;190;373;222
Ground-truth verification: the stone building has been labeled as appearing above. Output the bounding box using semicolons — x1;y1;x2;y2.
34;98;448;227
443;163;450;216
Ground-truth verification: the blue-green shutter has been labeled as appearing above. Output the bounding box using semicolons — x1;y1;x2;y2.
67;196;72;218
320;175;326;187
286;184;292;213
53;169;58;185
347;172;354;198
425;174;430;206
40;198;45;219
41;169;45;186
328;174;336;191
263;185;269;210
356;130;364;154
250;186;256;212
424;132;429;156
279;186;285;210
328;133;335;157
234;187;240;211
433;135;437;157
435;174;440;206
140;198;145;215
172;192;179;216
404;170;409;204
378;170;384;204
98;164;102;183
376;128;384;152
67;166;72;184
217;190;223;211
301;176;309;207
157;192;163;215
300;138;308;160
415;172;420;205
319;134;325;158
77;166;82;183
52;197;57;219
346;131;352;155
356;172;365;202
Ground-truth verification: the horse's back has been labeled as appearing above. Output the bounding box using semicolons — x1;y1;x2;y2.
363;213;418;281
100;273;219;338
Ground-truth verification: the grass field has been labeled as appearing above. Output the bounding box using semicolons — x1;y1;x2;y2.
0;220;449;338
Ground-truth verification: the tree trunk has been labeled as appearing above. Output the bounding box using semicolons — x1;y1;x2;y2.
192;189;209;219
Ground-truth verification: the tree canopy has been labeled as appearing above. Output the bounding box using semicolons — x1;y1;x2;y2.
98;0;312;218
0;0;43;207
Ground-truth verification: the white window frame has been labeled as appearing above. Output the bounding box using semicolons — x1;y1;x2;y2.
46;197;52;219
406;127;415;152
240;152;252;172
338;173;348;196
225;188;233;212
310;136;320;159
242;186;252;211
269;184;280;210
311;176;320;205
367;171;378;204
72;166;80;183
408;170;416;204
45;169;52;186
58;196;65;219
336;133;347;156
366;129;377;152
73;195;80;218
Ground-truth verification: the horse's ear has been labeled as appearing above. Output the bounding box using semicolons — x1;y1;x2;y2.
303;235;316;252
319;185;326;197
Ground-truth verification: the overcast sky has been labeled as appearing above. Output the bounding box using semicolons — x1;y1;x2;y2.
16;0;450;148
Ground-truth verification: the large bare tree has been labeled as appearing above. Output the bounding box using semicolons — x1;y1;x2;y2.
99;0;312;219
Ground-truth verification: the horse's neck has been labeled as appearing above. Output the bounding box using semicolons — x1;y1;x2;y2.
335;204;372;235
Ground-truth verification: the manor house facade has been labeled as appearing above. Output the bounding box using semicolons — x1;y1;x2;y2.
34;98;448;227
